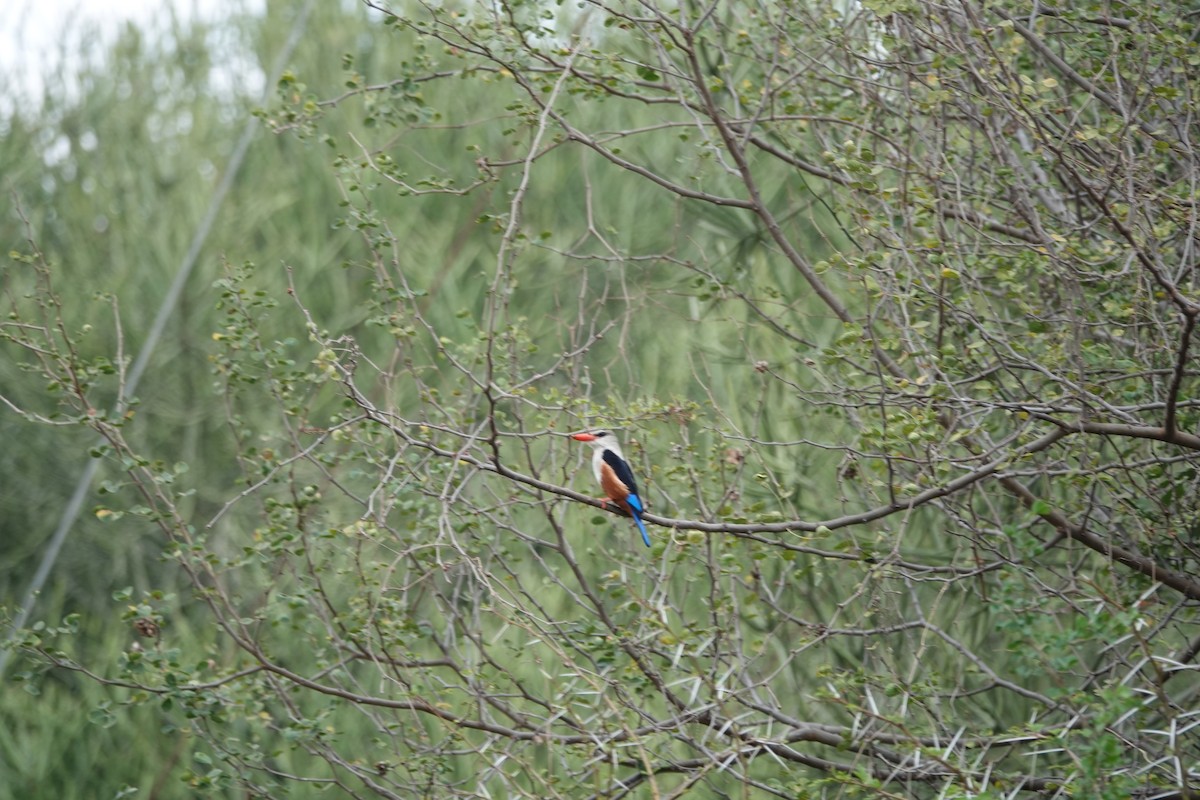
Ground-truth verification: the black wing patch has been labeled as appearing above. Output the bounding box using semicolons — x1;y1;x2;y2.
601;449;641;497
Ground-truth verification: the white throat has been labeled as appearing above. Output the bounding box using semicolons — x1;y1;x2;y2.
586;437;625;482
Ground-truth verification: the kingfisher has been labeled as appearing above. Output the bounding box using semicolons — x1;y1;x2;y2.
572;430;652;547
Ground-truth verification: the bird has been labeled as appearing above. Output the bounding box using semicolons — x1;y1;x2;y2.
572;430;651;547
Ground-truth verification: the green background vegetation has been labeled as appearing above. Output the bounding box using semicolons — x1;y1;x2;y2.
3;1;1198;798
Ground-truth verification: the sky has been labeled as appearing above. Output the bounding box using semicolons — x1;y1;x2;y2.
0;0;263;106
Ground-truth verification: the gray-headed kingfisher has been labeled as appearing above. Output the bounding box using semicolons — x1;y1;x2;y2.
572;430;651;547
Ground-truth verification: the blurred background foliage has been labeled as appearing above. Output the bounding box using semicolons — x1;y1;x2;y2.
1;3;841;796
4;0;1197;798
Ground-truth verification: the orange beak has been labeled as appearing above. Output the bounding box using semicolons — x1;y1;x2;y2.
572;433;597;442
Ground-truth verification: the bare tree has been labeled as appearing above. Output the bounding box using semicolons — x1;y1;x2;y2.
7;0;1200;797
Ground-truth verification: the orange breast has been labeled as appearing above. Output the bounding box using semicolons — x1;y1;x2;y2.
599;462;631;502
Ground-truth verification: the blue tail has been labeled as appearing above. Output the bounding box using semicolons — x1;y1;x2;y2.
626;494;652;548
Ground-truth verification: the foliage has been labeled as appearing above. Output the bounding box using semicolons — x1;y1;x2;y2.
4;0;1200;798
